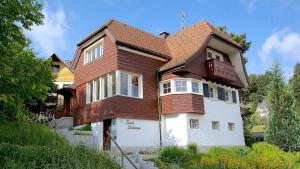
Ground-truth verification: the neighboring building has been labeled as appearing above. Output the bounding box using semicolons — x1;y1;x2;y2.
49;54;75;118
58;19;248;151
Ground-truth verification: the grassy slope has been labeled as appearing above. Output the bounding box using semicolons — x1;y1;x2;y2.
0;121;120;169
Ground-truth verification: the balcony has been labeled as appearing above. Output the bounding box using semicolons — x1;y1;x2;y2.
205;59;236;82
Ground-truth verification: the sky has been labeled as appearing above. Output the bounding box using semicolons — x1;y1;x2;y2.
25;0;300;79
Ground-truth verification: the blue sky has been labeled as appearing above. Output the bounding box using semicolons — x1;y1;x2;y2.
26;0;300;79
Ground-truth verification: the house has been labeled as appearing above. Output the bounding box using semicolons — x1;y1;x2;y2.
49;54;75;119
58;19;248;151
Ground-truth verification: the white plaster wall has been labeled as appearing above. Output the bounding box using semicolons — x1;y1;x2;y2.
91;121;103;150
113;118;160;148
161;114;188;146
186;97;245;146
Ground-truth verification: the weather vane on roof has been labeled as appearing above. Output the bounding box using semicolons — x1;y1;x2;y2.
179;10;186;29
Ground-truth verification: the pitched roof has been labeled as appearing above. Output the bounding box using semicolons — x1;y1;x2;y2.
77;19;170;59
50;53;74;73
75;19;242;71
160;21;242;70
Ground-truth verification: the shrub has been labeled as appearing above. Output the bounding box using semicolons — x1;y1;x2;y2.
187;143;198;154
159;146;191;164
75;124;92;131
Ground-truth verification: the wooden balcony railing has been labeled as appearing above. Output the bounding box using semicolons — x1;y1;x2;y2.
205;59;236;82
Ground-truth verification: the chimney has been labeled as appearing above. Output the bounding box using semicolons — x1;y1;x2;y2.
159;31;170;39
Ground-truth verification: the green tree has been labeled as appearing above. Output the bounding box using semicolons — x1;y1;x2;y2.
264;64;300;151
217;25;251;63
0;0;53;120
289;63;300;107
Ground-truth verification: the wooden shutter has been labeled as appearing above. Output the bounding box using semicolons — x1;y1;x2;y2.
203;83;209;98
232;91;237;103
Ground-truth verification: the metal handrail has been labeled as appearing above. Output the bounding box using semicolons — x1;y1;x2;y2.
106;131;138;169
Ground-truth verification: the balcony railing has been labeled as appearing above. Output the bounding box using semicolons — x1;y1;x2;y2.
205;59;236;82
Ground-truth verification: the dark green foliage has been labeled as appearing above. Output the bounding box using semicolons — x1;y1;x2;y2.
0;0;53;120
159;146;191;164
290;63;300;107
155;143;300;169
187;143;198;154
76;123;92;131
265;64;300;151
0;121;120;169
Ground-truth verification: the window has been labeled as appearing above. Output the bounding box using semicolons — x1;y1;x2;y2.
206;48;223;61
209;87;214;98
203;83;209;97
175;80;187;92
228;123;235;131
120;72;129;96
132;75;139;97
109;72;116;96
232;91;237;103
95;78;100;100
63;84;69;88
103;75;108;98
212;121;220;130
217;87;225;101
192;81;199;93
225;90;230;101
87;82;93;103
162;81;171;94
190;119;199;129
52;65;60;73
84;39;104;64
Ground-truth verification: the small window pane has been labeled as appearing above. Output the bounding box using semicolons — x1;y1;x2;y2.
121;72;128;96
192;82;199;93
175;80;187;92
132;75;139;97
97;47;100;58
96;79;100;100
228;123;235;131
207;52;213;59
163;82;171;94
209;87;214;98
52;65;60;73
103;75;108;98
110;72;116;96
190;119;199;129
89;82;93;102
216;55;221;61
212;121;220;130
225;91;230;101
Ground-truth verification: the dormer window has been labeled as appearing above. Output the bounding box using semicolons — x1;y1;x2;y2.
206;48;223;61
84;38;104;65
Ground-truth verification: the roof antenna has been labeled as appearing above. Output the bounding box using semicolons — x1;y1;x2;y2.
179;10;186;29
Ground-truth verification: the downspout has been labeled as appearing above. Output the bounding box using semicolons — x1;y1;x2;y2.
156;71;163;149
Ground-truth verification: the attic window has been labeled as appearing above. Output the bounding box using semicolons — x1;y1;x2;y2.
52;65;60;73
206;48;223;61
84;38;104;65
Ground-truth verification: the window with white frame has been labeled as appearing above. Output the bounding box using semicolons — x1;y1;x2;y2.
209;86;215;98
84;39;104;65
175;80;187;92
212;121;220;130
86;71;143;104
228;122;235;131
206;48;223;61
162;81;171;94
190;119;199;129
192;81;199;93
225;90;230;101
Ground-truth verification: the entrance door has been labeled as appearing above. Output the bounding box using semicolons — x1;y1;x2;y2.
103;119;112;151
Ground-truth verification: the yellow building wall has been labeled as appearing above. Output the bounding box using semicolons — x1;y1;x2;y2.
54;61;74;82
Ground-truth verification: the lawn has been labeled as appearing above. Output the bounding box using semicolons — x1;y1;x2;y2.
154;143;300;169
0;121;120;169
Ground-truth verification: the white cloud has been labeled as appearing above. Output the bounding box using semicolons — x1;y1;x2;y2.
26;7;68;58
259;28;300;63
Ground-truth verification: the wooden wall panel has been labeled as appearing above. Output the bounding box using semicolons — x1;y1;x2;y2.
161;94;205;115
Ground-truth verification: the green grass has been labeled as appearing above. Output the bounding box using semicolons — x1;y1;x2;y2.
0;121;120;169
155;143;300;169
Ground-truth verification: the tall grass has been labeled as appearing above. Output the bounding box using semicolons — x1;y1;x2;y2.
0;121;120;169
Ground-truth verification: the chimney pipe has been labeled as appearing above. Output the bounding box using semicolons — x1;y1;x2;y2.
159;31;170;39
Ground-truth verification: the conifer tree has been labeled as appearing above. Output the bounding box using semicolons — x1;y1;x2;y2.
264;64;300;151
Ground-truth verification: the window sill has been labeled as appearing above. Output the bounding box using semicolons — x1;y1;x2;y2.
161;92;203;97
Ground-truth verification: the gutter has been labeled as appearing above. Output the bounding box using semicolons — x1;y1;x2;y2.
156;71;163;148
